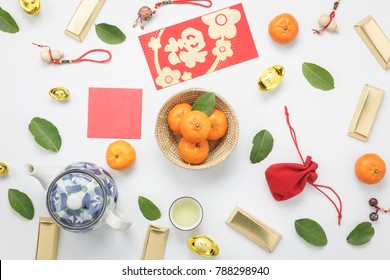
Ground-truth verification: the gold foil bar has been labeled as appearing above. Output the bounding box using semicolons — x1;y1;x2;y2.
348;84;384;141
36;217;60;260
141;225;169;260
226;207;281;253
65;0;106;42
354;15;390;70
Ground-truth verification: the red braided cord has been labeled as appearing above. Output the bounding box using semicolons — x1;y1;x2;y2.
72;49;112;63
33;43;112;64
171;0;212;7
155;0;212;9
310;183;343;225
284;106;343;225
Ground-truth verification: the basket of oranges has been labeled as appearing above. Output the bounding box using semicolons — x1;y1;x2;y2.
155;88;239;170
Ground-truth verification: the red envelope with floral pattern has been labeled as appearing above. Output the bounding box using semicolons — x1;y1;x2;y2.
139;3;258;90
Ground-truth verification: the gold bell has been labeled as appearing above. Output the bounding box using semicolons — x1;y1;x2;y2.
0;162;9;176
258;65;285;92
187;235;219;257
19;0;40;15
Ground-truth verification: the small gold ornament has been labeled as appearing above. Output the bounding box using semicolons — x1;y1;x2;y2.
187;235;219;257
19;0;40;15
258;65;285;92
0;162;9;176
49;87;70;101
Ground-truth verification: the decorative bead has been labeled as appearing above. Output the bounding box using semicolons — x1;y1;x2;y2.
369;212;379;221
369;198;378;207
40;50;64;63
138;6;153;21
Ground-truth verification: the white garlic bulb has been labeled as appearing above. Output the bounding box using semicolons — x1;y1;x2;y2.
40;50;64;63
318;14;338;32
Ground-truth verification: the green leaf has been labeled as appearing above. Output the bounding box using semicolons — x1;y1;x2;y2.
250;129;273;164
346;222;375;246
138;196;161;221
95;23;126;45
302;62;335;91
28;117;62;152
192;92;216;116
8;189;34;220
295;218;328;247
0;7;19;33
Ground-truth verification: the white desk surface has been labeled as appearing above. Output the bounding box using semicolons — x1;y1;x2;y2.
1;0;389;260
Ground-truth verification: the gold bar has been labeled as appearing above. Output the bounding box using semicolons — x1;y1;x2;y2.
348;84;384;141
141;225;169;260
36;217;60;260
354;15;390;70
226;207;281;253
65;0;106;42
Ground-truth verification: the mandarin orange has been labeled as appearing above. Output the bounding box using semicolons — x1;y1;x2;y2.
106;140;136;170
355;153;386;184
268;13;299;44
178;138;209;165
179;110;211;143
207;109;228;141
167;103;192;135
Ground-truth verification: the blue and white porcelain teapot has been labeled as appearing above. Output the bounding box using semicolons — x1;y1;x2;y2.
25;162;131;233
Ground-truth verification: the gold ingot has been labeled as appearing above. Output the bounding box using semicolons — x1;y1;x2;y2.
187;235;219;257
19;0;40;15
258;65;285;92
0;162;9;176
49;87;70;101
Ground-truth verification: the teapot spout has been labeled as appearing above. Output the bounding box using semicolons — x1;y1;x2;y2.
25;164;63;191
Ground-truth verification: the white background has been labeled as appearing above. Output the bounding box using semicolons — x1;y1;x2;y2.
0;0;389;261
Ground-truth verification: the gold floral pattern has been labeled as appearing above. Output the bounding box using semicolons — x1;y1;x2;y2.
155;67;181;88
148;36;161;52
164;28;207;68
201;8;241;39
212;39;233;61
181;72;192;81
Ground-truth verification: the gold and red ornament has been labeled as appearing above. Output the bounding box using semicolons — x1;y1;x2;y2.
33;43;112;65
313;0;340;35
368;198;389;221
133;0;212;30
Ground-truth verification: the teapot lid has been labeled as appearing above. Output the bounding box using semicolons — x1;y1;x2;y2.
46;170;106;231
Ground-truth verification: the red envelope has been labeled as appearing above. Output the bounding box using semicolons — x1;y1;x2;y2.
139;3;258;90
87;88;142;139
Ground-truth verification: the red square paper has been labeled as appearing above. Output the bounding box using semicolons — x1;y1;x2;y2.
139;3;258;90
87;88;142;139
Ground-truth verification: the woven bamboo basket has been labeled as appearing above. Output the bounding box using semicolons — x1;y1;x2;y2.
155;88;239;170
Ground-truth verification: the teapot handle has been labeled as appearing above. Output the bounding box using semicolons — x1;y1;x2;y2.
104;210;132;231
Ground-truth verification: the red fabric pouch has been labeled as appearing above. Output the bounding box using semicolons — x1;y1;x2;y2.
265;107;342;224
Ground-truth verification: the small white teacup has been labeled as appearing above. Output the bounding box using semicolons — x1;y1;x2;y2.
169;197;203;231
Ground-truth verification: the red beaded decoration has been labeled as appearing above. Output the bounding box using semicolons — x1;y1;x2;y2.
368;198;389;221
312;0;340;35
133;0;212;29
